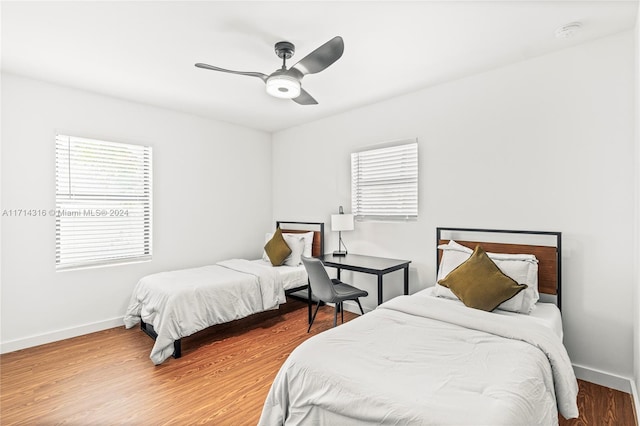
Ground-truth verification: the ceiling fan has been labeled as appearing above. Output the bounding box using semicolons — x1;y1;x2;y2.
195;36;344;105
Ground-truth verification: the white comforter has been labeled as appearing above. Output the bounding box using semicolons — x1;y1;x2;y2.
260;294;578;425
124;259;286;365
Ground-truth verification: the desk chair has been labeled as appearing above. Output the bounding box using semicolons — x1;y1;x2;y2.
302;256;368;333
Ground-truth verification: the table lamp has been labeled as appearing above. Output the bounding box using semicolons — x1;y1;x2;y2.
331;206;354;256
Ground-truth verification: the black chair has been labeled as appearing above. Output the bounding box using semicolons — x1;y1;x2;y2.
302;256;368;333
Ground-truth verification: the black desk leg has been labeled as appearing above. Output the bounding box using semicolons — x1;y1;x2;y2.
378;274;383;305
404;266;409;295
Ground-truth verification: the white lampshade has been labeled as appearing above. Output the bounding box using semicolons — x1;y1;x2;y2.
331;214;354;232
266;74;301;99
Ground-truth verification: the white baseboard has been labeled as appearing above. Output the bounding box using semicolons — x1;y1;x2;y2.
0;317;124;354
572;363;636;394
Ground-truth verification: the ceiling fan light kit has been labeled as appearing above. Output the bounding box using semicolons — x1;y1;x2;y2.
266;73;301;99
196;36;344;105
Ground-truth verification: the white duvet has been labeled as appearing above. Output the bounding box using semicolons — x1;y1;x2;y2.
124;259;286;365
260;294;578;425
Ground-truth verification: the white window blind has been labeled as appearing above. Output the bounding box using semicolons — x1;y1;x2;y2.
55;135;152;270
351;141;418;219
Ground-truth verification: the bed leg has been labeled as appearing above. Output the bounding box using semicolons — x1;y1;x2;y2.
173;339;182;359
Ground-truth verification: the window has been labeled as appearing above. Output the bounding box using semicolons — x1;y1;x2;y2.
351;140;418;220
55;135;152;270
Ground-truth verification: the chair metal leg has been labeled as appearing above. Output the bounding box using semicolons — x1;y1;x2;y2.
308;301;322;333
355;298;365;315
341;302;344;324
333;304;338;327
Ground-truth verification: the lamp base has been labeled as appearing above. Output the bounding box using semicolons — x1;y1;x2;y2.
333;250;347;257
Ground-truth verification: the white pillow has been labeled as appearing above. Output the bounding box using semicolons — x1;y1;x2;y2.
436;241;473;281
286;231;314;258
283;234;306;266
435;240;539;314
262;230;315;261
262;233;274;262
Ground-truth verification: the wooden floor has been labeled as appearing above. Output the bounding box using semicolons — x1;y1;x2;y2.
1;299;636;425
560;380;637;426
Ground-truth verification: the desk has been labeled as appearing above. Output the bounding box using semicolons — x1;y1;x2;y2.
319;254;411;306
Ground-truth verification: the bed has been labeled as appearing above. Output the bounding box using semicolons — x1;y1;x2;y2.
259;227;579;425
123;221;323;365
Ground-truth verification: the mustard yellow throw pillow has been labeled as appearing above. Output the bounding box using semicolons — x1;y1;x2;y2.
438;245;527;312
264;228;292;266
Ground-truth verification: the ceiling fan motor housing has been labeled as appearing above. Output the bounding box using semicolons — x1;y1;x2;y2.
274;41;295;60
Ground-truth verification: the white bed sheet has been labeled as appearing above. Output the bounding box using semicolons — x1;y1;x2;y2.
250;259;308;291
124;259;293;364
260;293;578;425
417;286;564;340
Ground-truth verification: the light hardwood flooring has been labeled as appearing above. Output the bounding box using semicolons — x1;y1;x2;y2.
1;299;636;425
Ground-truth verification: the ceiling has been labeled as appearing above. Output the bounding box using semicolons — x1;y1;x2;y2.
1;1;637;133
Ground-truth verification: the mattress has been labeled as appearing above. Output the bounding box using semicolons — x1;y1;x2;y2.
124;259;290;364
259;292;578;425
251;259;308;291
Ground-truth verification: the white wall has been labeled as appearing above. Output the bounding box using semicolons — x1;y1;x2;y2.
634;0;640;408
273;32;636;386
0;73;272;352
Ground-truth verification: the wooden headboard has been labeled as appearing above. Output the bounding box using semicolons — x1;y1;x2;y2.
436;227;562;309
276;221;324;257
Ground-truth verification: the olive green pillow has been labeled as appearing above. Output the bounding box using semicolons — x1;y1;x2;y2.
438;245;527;312
264;228;292;266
